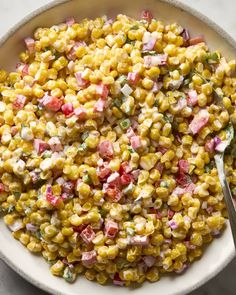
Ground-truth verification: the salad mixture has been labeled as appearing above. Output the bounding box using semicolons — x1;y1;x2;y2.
0;10;236;286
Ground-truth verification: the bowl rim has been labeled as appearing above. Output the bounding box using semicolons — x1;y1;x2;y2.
0;0;235;294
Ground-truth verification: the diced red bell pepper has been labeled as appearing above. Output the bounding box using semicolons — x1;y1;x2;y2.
142;33;157;51
66;17;75;26
157;146;168;155
75;72;89;88
93;99;106;112
0;183;5;193
120;161;132;174
167;209;175;219
184;183;196;193
130;136;142;150
72;224;87;233
176;173;191;186
189;109;209;135
204;138;215;153
74;106;87;120
131;169;140;180
152;82;163;93
187;90;198;106
62;181;75;194
140;10;153;23
143;255;156;267
120;174;133;186
98;165;111;180
82;250;97;266
96;82;109;99
17;64;29;77
155;162;164;175
80;225;96;244
41;94;63;112
107;172;120;186
98;140;114;159
178;159;189;174
127;72;140;85
156;211;162;219
61;103;74;117
30;171;40;184
130;235;149;246
48;137;63;152
24;37;35;54
126;127;136;139
105;185;122;202
105;220;118;239
46;193;61;206
33;139;49;154
13;95;27;110
11;126;18;136
144;54;168;68
67;41;86;60
113;273;125;286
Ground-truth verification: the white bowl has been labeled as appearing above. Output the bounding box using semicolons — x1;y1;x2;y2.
0;0;235;294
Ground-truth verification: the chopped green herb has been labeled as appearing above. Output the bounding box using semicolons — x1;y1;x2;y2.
7;204;14;213
54;52;62;59
164;114;174;123
117;75;127;86
128;146;135;153
13;192;21;198
120;118;131;130
81;131;89;142
123;183;134;195
24;207;31;215
232;187;236;196
63;267;76;283
48;259;57;265
37;105;43;111
160;181;169;188
125;38;135;45
183;78;190;86
126;227;135;236
78;143;87;153
130;25;139;30
205;160;215;173
99;208;107;217
204;52;219;64
139;20;147;25
142;51;156;56
42;150;52;159
153;100;159;107
83;174;91;184
35;231;42;240
113;98;122;108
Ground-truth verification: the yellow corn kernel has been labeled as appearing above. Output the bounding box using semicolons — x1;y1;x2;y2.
50;260;64;276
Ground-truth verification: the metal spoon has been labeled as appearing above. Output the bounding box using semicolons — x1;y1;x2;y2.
192;71;236;244
214;123;236;245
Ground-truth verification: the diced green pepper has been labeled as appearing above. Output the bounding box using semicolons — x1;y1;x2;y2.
120;118;131;130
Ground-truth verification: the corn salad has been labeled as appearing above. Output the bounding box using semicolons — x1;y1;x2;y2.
0;10;236;286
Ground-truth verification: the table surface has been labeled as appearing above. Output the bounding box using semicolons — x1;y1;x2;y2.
0;0;236;294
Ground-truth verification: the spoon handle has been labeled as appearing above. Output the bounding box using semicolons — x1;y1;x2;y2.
215;154;236;247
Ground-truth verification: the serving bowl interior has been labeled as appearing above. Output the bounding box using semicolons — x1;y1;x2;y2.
0;0;235;294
